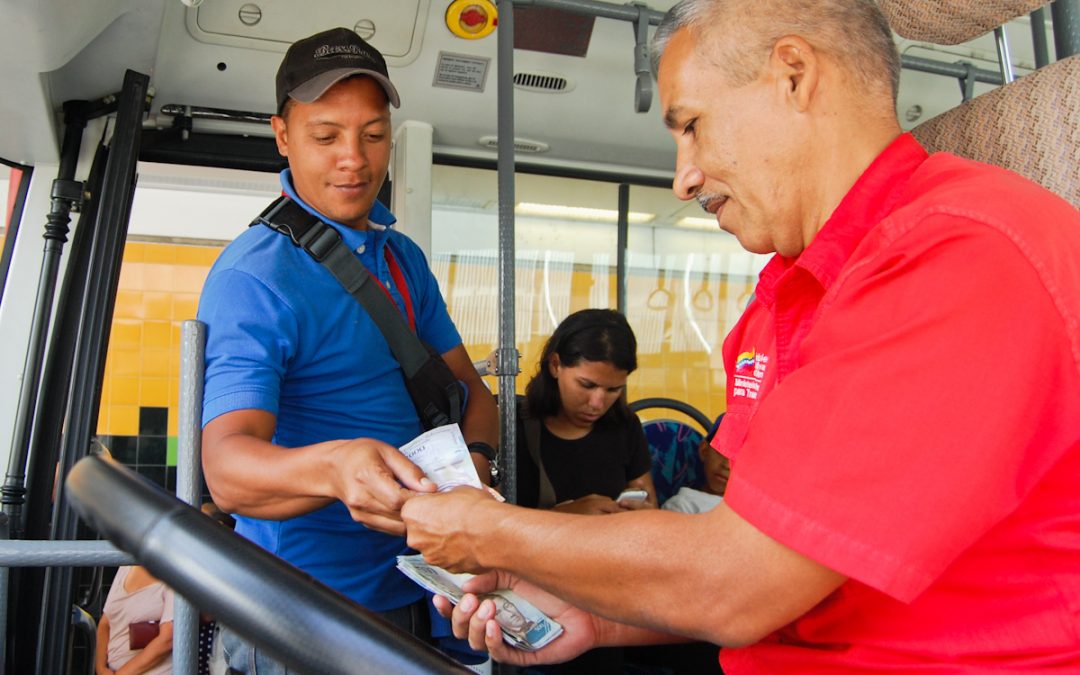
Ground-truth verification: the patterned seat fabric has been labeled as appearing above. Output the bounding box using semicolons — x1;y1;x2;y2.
642;419;705;505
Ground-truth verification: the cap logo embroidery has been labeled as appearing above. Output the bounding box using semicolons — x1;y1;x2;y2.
313;44;376;62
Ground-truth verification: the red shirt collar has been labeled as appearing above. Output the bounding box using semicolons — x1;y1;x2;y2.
755;133;929;306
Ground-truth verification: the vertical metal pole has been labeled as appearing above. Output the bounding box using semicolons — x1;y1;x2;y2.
38;69;148;675
993;26;1016;83
1031;7;1051;68
616;184;629;314
496;1;519;508
172;320;206;675
2;104;87;536
1051;0;1080;58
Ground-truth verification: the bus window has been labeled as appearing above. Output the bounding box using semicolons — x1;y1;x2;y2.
431;163;768;417
95;162;279;491
628;183;766;418
0;163;30;305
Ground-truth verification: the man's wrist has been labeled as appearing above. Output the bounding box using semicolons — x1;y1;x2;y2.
468;441;500;485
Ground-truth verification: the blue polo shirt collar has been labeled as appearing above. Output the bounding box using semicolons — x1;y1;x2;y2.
278;169;397;252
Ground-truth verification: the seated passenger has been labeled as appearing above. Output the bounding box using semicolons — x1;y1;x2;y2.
516;308;656;673
516;308;657;514
662;415;730;514
95;565;174;675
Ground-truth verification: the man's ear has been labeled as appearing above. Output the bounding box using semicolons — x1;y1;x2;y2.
771;35;819;113
270;115;289;158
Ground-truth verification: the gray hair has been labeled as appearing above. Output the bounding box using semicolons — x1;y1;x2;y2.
651;0;901;104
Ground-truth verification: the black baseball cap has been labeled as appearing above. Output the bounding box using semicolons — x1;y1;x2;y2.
275;27;401;113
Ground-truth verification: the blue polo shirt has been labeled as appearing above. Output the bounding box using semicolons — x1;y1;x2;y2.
198;170;461;610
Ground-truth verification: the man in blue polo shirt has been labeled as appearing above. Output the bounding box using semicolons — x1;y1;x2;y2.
197;27;499;671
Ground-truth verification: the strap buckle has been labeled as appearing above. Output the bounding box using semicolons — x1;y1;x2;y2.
296;223;341;262
254;196;342;262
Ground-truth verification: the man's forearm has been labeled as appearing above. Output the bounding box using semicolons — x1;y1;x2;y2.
202;431;337;519
467;500;840;647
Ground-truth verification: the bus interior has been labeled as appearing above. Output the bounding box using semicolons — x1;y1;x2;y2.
0;0;1077;672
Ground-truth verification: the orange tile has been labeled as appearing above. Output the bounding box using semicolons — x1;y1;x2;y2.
167;376;180;409
142;320;172;349
143;292;172;320
111;377;140;406
108;348;142;377
117;263;145;291
140;377;170;407
143;244;176;264
174;245;222;267
123;243;147;263
110;320;142;349
167;408;179;437
141;349;171;378
174;265;211;293
109;405;140;436
171;293;199;319
114;290;144;319
142;263;175;292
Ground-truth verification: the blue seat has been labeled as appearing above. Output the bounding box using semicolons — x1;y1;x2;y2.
629;398;713;505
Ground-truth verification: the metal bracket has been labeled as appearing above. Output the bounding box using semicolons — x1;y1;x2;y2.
956;61;978;102
474;348;521;377
631;2;652;113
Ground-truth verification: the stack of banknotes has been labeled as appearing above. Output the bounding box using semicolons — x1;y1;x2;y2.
396;554;563;651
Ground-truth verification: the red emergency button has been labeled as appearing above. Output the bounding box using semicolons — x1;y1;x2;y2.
446;0;498;39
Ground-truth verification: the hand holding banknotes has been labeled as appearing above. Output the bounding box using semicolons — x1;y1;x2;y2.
402;485;499;573
432;570;599;666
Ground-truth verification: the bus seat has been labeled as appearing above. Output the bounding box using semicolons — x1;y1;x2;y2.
629;398;713;504
877;0;1047;45
878;0;1080;209
910;57;1080;209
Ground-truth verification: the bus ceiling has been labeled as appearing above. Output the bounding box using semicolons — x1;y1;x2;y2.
0;0;1077;172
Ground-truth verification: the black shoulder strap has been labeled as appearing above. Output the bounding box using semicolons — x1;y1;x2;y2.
519;399;556;509
251;196;430;378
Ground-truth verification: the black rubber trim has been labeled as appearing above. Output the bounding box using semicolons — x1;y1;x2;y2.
66;455;470;675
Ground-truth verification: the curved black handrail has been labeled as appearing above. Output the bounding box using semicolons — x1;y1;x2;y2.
629;397;713;432
65;455;469;675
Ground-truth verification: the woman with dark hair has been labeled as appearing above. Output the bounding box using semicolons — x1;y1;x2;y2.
516;308;657;515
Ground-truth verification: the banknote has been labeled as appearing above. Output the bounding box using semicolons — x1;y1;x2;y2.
396;554;563;651
399;424;483;492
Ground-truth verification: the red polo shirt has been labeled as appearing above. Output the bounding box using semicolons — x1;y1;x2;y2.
715;134;1080;672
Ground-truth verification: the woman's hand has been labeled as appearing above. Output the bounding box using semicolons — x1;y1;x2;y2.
616;497;656;511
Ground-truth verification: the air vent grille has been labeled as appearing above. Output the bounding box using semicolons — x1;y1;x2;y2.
513;71;574;93
478;135;550;154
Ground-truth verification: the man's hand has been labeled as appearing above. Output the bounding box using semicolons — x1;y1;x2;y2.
203;409;436;531
402;487;501;572
327;437;437;535
432;571;600;667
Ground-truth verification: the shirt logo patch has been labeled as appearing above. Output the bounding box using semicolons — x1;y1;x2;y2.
732;348;769;401
735;350;757;372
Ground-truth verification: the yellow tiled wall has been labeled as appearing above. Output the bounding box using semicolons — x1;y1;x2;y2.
98;242;219;438
98;241;755;440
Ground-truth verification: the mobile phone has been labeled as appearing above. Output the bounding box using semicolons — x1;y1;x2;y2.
617;489;648;503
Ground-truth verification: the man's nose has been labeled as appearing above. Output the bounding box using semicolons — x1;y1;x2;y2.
672;158;704;202
340;136;369;169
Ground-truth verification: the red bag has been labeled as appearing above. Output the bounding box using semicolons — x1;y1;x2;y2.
128;620;160;650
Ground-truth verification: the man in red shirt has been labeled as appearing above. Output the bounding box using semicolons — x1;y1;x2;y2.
401;0;1080;671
